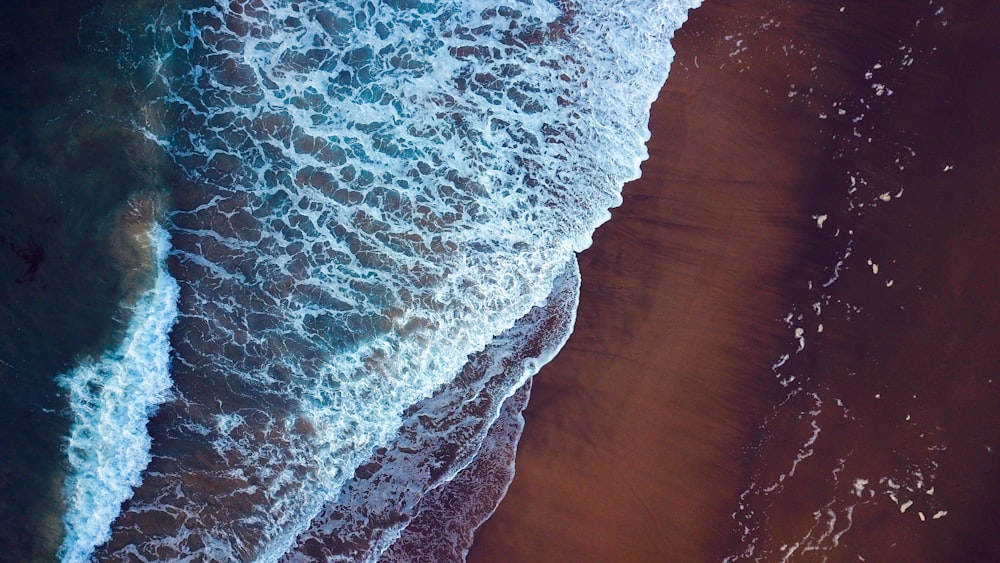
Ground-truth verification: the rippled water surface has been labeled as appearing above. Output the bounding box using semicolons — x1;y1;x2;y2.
1;1;698;560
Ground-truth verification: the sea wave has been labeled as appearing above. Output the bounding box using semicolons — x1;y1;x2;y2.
82;0;699;559
382;378;534;562
286;258;578;561
57;224;179;563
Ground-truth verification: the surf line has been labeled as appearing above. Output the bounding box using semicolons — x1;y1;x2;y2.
57;224;179;563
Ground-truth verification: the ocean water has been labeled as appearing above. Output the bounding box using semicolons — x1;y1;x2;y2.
0;0;178;558
1;0;698;560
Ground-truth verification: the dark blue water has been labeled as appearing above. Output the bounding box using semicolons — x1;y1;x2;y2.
0;0;178;558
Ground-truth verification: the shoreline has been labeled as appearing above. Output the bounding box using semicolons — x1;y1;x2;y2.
469;1;1000;560
469;1;823;558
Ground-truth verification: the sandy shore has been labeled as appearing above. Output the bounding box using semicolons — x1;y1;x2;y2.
469;1;1000;561
470;2;822;559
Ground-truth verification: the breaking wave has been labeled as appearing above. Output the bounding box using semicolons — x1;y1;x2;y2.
58;225;179;562
56;0;699;560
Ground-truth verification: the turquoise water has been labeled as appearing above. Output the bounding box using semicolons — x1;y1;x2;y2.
0;1;697;560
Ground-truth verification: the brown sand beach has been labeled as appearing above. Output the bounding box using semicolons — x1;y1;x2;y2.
470;1;1000;561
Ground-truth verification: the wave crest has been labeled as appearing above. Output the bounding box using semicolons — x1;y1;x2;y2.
58;224;179;563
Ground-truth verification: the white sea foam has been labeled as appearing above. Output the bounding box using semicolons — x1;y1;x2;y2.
57;225;179;563
284;259;579;562
90;0;701;559
385;381;533;562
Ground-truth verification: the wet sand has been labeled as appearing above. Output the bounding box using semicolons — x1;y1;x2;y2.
469;1;1000;561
